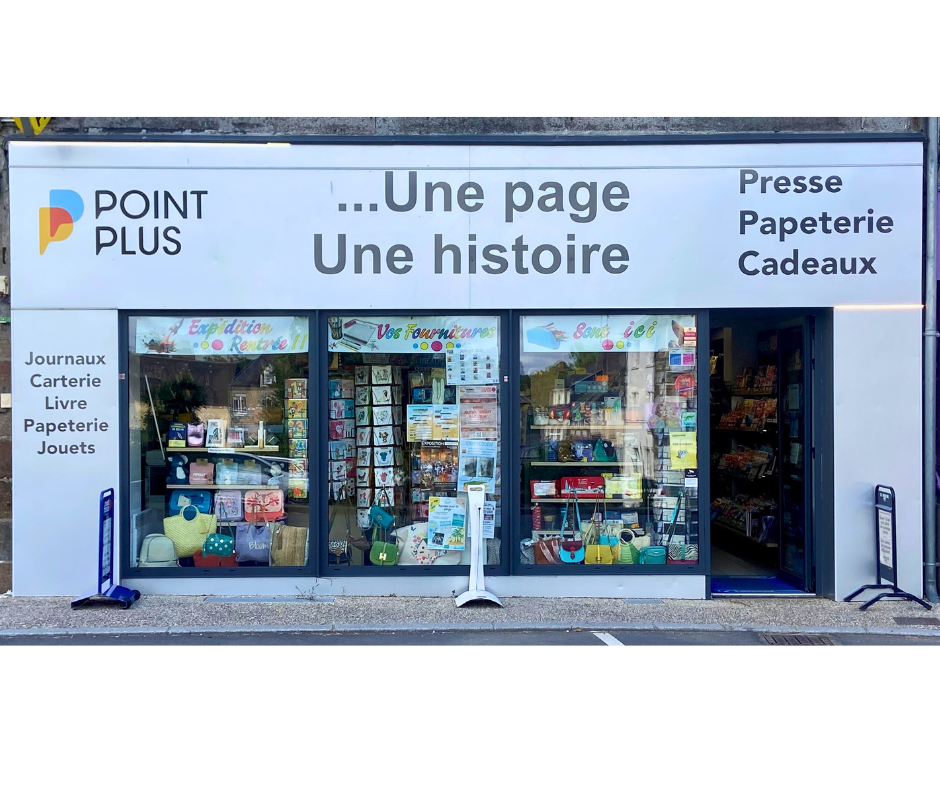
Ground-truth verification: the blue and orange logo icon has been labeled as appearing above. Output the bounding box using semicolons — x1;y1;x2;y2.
39;190;84;254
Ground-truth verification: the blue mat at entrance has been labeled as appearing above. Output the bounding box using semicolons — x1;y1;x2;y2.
710;576;811;595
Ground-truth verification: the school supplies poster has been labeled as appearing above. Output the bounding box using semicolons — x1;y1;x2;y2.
669;432;697;469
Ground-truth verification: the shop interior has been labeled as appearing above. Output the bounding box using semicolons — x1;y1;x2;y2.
709;308;814;595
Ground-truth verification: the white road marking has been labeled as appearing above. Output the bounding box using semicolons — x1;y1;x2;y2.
592;630;624;646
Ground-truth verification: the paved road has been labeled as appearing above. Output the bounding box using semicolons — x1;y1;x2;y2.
2;629;939;645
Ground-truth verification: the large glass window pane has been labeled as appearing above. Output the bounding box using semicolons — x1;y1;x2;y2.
326;315;500;567
128;316;310;570
520;315;698;567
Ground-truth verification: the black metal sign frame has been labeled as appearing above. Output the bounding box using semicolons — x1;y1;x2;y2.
844;484;931;611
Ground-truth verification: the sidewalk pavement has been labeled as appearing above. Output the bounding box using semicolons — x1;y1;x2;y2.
1;592;938;638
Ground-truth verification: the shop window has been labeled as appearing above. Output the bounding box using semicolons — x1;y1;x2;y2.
128;316;310;571
520;315;699;568
325;315;501;568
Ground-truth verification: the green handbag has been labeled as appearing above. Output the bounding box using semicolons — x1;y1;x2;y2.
614;530;640;564
639;545;667;564
204;532;235;557
369;527;398;566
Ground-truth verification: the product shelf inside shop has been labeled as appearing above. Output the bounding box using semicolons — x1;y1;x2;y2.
528;461;625;466
167;447;282;453
529;424;640;431
166;484;273;490
530;497;616;503
712;519;778;548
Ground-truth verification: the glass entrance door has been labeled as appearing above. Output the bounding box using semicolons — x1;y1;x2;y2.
778;322;813;591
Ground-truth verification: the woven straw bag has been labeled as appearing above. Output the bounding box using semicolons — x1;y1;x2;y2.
270;523;307;566
163;505;217;558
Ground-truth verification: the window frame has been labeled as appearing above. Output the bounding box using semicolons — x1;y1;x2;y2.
119;309;320;579
509;309;711;576
317;310;512;577
120;308;711;581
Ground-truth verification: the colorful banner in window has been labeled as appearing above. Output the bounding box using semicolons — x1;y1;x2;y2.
135;316;309;355
327;315;498;353
521;314;696;353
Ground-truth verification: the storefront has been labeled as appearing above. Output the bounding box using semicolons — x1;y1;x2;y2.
8;137;925;599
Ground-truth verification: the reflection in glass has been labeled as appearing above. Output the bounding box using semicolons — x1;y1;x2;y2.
519;315;698;567
325;315;501;568
128;316;310;570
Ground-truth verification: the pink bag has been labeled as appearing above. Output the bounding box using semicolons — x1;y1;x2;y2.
189;460;214;485
244;489;284;523
214;490;243;521
187;423;206;447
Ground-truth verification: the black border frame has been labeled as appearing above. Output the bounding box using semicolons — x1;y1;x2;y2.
119;309;318;579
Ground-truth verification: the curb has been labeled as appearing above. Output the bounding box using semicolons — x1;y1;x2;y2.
1;621;939;638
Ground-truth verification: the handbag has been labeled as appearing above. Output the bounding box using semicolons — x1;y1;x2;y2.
163;504;217;558
559;492;584;564
204;532;235;557
393;523;459;566
138;534;179;567
369;525;398;565
270;524;308;566
235;523;272;563
583;502;613;564
534;535;561;564
668;542;699;563
244;489;284;523
328;506;350;565
665;495;698;563
520;538;536;565
639;545;667;564
614;530;641;564
214;490;243;521
189;460;214;485
192;549;238;567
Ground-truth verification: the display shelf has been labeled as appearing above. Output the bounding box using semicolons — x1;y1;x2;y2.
167;447;282;453
167;484;273;490
714;468;776;483
714;426;777;436
730;388;777;397
528;461;625;467
530;424;637;431
530;497;627;503
712;519;778;548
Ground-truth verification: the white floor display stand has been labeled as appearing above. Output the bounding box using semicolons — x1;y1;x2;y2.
456;484;503;607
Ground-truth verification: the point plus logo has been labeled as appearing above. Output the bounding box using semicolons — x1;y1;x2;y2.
94;189;207;256
39;190;84;254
